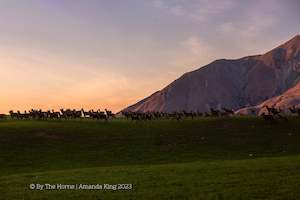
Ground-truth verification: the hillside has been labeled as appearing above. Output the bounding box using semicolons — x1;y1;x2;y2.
1;119;300;199
237;82;300;115
123;35;300;113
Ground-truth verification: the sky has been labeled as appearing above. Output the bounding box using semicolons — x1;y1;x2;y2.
0;0;299;113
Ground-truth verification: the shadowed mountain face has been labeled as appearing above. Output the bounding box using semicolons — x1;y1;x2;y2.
237;82;300;115
123;35;300;113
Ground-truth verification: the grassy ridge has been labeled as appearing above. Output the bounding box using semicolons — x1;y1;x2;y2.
0;118;300;199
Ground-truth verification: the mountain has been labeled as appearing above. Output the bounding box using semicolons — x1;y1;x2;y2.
123;35;300;113
236;82;300;115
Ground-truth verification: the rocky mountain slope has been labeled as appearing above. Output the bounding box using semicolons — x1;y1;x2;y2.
237;82;300;115
123;35;300;113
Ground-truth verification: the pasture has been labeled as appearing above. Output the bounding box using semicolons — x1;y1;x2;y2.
0;117;300;199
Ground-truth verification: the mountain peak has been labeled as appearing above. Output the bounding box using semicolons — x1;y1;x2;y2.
292;34;300;39
260;35;300;67
123;36;300;113
282;34;300;47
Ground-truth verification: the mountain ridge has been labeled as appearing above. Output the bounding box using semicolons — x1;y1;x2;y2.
123;35;300;113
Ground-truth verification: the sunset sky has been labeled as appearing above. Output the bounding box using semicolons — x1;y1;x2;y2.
0;0;300;113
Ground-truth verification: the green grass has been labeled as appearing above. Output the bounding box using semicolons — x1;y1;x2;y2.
0;117;300;199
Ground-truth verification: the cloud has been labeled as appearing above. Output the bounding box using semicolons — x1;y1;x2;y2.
149;0;294;60
167;35;217;68
189;0;238;22
218;0;281;53
170;5;185;16
183;36;212;56
152;0;238;22
152;0;164;8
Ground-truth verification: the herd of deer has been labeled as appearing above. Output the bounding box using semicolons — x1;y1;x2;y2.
121;108;235;121
0;106;299;121
6;109;115;120
0;107;235;121
260;105;300;122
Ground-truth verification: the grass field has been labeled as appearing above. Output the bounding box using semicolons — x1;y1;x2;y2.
0;117;300;199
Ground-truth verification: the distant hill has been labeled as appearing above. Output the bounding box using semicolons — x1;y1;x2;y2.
123;35;300;113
